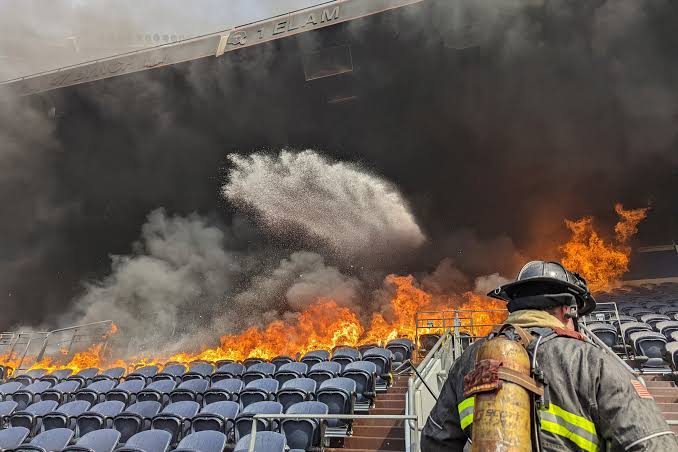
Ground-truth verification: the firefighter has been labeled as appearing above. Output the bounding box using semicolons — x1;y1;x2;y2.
421;260;678;451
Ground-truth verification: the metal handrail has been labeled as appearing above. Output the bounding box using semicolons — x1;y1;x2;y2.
249;413;419;452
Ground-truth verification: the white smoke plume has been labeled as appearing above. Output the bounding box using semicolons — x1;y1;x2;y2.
223;150;426;261
473;273;511;295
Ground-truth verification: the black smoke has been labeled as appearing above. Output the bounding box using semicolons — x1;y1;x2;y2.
1;0;677;331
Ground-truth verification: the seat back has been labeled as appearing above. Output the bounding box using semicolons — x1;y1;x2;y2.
43;400;91;430
170;379;209;403
317;378;355;427
106;379;146;405
192;401;240;434
63;429;121;452
77;400;125;436
240;379;279;408
175;431;227;452
113;401;162;443
137;380;176;404
119;430;172;452
28;428;74;452
153;364;187;382
234;401;283;440
587;323;618;348
126;366;159;383
630;331;668;367
151;401;200;444
183;364;215;382
42;380;82;403
0;427;30;450
282;401;328;451
270;356;294;370
233;431;285;452
343;361;377;403
75;380;117;405
211;363;245;383
203;379;243;405
277;378;316;412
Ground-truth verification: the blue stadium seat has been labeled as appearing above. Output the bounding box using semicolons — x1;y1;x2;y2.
182;363;215;382
234;401;283;440
169;380;209;404
12;381;52;410
152;365;186;383
40;370;74;387
14;427;74;452
42;380;82;404
106;379;146;406
0;400;18;424
191;401;239;439
274;362;308;386
93;367;125;383
640;314;671;330
74;380;117;405
655;321;678;340
43;400;91;430
300;351;330;368
363;348;393;386
11;369;47;387
629;331;668;368
418;334;440;354
242;363;276;385
270;356;294;370
203;379;243;405
233;432;285;452
276;378;316;412
342;361;377;408
282;401;328;452
174;431;227;452
0;426;30;450
657;306;678;317
586;323;619;348
214;360;234;369
126;366;159;384
67;368;100;388
316;378;356;428
151;401;200;444
242;359;264;369
136;380;177;405
665;342;678;370
386;339;414;363
628;308;654;320
239;379;279;408
76;400;125;437
620;322;652;343
62;429;120;452
307;362;341;386
113;400;162;443
331;348;361;371
10;400;59;435
0;381;24;400
116;430;172;452
210;364;245;384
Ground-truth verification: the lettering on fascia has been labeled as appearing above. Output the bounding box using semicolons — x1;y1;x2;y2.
273;6;340;35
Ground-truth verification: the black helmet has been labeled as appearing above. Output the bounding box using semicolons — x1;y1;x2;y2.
488;261;596;316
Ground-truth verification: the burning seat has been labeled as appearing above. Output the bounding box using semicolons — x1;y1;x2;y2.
331;348;361;371
362;348;394;388
43;400;91;430
16;427;74;452
106;379;146;406
242;363;276;385
126;366;159;384
234;401;283;440
276;378;316;412
210;364;245;384
42;380;82;404
169;379;209;404
270;356;294;370
418;334;440;355
341;361;377;410
40;370;74;387
9;400;58;435
150;401;200;444
191;401;240;440
239;379;279;408
282;401;328;452
307;362;341;386
152;364;187;383
116;429;172;452
175;431;228;452
136;380;177;405
300;350;330;368
316;377;356;428
182;363;215;382
76;400;125;437
74;380;117;405
12;381;53;410
386;339;414;364
234;432;285;452
203;379;243;405
629;331;668;368
66;368;100;387
113;400;162;443
0;427;30;451
586;323;619;348
62;429;120;452
274;362;308;386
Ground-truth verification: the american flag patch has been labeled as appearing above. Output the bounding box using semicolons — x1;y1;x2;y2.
631;380;653;399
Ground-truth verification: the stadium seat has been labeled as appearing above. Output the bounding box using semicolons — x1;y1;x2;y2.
152;365;187;383
11;369;47;387
10;400;59;435
242;363;276;385
67;368;100;387
629;331;668;368
0;426;30;450
42;380;82;404
0;381;24;400
116;430;172;452
191;401;239;438
271;356;294;370
242;358;265;369
665;342;678;370
203;379;243;405
655;321;678;340
657;306;678;317
233;432;285;452
169;380;209;404
274;362;308;385
62;429;120;452
307;362;341;386
43;400;91;430
12;381;52;410
113;401;162;443
386;339;414;363
331;348;361;371
126;366;159;384
174;431;227;452
182;363;215;382
639;314;671;330
92;367;125;383
628;308;654;320
276;378;316;412
76;400;125;437
316;377;356;428
611;315;637;330
106;379;146;406
239;379;279;408
210;363;245;384
363;348;393;386
282;401;328;452
342;361;377;409
136;380;177;405
214;360;234;369
358;344;379;355
151;401;200;444
586;323;619;348
14;428;74;452
300;351;330;368
620;322;652;343
418;335;440;354
74;380;117;405
0;400;18;424
40;370;74;387
234;401;283;440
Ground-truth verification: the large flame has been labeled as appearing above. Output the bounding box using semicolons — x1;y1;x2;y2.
560;203;648;292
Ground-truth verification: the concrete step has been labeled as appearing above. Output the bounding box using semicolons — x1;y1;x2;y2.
379;393;407;401
387;387;408;394
376;400;406;409
344;436;405;451
653;395;678;403
352;426;406;439
657;403;678;413
647;388;678;396
370;407;405;415
645;381;676;388
354;418;405;427
661;412;678;421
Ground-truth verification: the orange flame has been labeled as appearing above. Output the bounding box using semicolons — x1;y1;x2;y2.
560;203;648;292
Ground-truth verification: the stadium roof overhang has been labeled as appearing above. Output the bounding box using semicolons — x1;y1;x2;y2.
0;0;423;97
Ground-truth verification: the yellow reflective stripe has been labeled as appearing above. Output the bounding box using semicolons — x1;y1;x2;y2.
541;419;599;452
457;396;474;430
543;403;597;435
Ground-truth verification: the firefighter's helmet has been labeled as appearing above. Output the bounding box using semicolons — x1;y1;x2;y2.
488;261;596;316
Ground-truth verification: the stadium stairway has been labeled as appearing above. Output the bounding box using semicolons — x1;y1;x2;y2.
643;375;678;432
328;374;409;452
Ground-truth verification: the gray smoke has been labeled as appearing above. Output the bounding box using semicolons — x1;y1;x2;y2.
223;150;426;261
